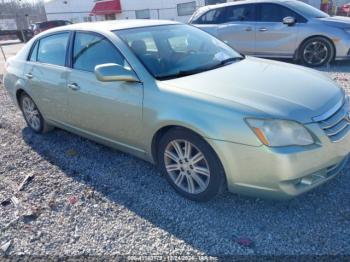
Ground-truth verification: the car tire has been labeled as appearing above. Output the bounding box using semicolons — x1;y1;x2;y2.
16;32;24;43
19;93;53;134
299;37;334;67
158;128;226;202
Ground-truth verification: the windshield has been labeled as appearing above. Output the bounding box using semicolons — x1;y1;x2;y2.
115;24;243;80
285;1;329;18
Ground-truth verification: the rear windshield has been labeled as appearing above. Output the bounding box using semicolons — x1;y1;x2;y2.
39;21;68;29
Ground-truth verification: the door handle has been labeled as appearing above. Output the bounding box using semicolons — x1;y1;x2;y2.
25;73;33;79
67;83;80;91
245;27;252;32
258;27;268;32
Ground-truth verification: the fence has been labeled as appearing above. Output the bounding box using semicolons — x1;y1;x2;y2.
0;45;6;61
0;13;45;30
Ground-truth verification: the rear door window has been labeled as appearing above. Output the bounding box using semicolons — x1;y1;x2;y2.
29;41;39;62
222;4;256;22
197;8;225;24
37;33;69;66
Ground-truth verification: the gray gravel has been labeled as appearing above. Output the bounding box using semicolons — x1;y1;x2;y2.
0;44;350;257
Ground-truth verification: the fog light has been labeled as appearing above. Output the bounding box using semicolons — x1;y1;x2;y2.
300;174;325;186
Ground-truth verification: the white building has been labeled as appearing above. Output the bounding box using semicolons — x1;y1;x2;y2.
44;0;95;23
45;0;334;24
44;0;229;23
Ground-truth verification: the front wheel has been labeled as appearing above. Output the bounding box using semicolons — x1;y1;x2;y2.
299;37;334;67
158;128;226;202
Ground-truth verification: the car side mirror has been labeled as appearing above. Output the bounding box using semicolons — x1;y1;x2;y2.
283;16;296;26
94;63;140;83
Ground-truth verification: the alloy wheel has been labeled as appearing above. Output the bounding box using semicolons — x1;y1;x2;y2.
164;139;210;194
22;96;42;131
303;41;329;66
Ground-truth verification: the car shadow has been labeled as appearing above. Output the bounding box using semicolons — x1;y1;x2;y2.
21;127;350;255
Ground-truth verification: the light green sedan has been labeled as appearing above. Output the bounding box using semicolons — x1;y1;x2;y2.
3;20;350;201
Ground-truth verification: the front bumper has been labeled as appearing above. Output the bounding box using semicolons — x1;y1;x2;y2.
335;37;350;60
207;122;350;199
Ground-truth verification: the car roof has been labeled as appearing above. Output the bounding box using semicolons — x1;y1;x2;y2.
44;19;180;34
203;0;290;9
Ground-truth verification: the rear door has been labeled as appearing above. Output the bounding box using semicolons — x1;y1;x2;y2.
255;3;304;57
23;32;70;123
216;4;256;55
192;7;227;37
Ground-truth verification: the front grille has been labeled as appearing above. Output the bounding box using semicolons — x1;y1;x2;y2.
292;155;349;189
315;97;350;142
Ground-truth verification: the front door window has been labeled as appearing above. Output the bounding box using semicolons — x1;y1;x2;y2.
73;32;126;72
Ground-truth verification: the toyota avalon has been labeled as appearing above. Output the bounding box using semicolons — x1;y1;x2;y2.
3;20;350;201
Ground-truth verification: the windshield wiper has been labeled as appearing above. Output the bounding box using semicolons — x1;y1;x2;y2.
200;56;245;72
158;67;208;80
157;56;244;80
220;57;244;65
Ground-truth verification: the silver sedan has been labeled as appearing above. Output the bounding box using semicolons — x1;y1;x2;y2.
190;0;350;67
3;20;350;201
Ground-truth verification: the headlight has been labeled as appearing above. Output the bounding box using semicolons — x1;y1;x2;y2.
246;118;314;147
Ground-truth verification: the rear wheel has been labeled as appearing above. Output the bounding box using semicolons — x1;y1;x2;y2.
299;37;334;67
20;93;53;133
158;128;226;202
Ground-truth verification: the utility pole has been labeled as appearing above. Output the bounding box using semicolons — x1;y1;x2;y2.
0;44;6;61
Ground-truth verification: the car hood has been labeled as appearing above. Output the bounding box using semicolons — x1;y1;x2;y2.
161;57;343;123
317;16;350;28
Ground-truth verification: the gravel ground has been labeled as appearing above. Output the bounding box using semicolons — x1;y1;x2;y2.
0;44;350;257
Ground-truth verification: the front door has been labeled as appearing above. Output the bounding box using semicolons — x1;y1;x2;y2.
255;3;302;57
66;32;144;149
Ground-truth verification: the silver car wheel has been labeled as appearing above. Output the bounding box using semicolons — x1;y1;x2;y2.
303;41;329;66
164;139;210;194
22;96;41;131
